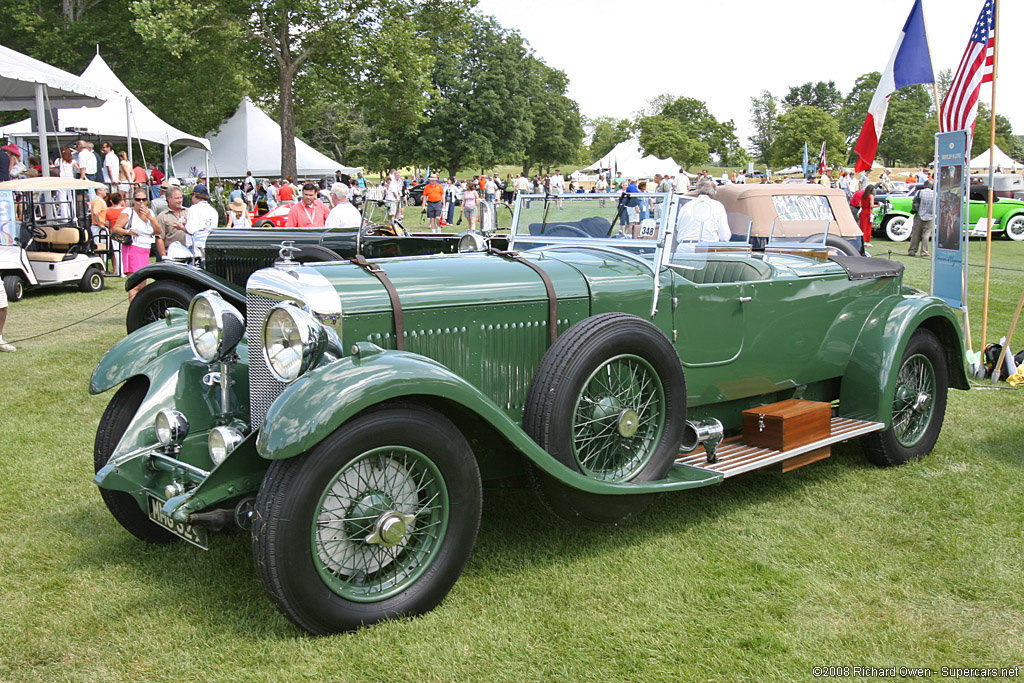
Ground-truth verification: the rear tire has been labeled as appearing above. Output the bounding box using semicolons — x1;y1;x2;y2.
3;274;25;302
79;266;105;292
1002;214;1024;241
125;280;198;332
861;328;948;467
256;220;275;228
94;377;179;543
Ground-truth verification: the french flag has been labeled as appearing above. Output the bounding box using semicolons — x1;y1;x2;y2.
853;0;935;172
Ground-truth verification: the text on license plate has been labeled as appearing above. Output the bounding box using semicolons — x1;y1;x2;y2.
147;495;210;549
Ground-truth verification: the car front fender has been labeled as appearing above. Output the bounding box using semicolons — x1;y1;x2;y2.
90;308;192;394
125;261;246;311
840;295;967;426
256;349;722;495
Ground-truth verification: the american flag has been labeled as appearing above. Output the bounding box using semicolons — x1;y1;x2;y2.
939;0;995;134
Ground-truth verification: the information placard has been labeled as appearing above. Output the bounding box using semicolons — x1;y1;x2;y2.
932;131;969;308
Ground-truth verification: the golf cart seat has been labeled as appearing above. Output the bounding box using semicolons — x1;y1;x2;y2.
26;226;85;262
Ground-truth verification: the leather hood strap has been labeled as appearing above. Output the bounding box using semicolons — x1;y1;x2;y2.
350;255;405;350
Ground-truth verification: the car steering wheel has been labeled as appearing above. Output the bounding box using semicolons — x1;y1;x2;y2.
545;224;589;238
28;225;47;240
361;222;408;237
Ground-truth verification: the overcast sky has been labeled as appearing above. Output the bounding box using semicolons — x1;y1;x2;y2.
474;0;1020;149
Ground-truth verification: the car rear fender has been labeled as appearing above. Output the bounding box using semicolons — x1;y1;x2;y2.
124;261;245;311
840;296;967;425
256;349;721;495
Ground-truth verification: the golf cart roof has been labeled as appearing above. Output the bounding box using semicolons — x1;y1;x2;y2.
0;177;105;191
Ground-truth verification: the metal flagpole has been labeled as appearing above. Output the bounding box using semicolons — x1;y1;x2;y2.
981;0;999;352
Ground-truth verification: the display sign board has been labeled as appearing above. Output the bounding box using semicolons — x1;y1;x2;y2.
0;191;16;245
932;131;969;308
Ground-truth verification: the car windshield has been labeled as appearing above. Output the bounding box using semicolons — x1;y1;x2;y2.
509;192;670;257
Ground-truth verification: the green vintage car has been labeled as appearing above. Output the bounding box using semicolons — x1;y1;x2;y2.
91;192;968;635
874;186;1024;242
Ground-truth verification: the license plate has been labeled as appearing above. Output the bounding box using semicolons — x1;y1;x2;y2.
148;495;210;549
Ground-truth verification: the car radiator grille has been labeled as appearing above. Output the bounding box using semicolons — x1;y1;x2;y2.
247;291;288;426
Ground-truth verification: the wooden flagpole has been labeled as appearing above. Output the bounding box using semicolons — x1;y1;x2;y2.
981;0;999;351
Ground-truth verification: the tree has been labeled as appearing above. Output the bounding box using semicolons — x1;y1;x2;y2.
770;106;847;170
748;90;779;163
521;59;583;175
586;116;632;163
411;15;532;176
638;116;708;170
638;95;746;168
974;104;1024;163
782;81;843;116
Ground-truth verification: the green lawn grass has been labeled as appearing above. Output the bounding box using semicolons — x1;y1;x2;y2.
0;241;1021;682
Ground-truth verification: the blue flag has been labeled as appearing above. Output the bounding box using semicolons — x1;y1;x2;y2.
802;143;809;176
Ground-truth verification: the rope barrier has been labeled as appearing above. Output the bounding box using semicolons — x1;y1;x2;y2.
9;296;128;344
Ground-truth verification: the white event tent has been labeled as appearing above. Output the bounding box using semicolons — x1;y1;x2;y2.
172;97;358;179
0;52;209;172
583;138;691;180
0;44;115;178
969;143;1020;171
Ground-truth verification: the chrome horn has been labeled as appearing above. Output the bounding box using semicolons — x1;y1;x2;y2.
680;418;724;464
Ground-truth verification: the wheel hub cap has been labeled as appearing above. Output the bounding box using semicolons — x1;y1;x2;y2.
618;409;640;438
365;511;416;547
912;392;931;414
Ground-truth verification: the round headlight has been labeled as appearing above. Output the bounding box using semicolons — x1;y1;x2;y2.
188;291;244;363
209;425;244;466
262;303;328;382
154;409;189;446
458;232;485;253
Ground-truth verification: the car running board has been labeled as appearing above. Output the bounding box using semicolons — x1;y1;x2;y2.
675;417;885;478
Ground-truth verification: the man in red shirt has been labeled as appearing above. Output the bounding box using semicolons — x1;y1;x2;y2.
278;179;295;202
148;163;164;198
422;173;444;233
285;183;328;227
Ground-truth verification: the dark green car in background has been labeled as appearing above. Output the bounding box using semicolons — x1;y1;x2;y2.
90;191;967;634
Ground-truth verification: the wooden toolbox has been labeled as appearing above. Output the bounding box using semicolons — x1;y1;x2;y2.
741;399;832;451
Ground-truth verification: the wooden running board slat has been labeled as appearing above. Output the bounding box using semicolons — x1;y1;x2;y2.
675;417;884;478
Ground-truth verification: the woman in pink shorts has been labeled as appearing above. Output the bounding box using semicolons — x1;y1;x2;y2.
112;191;164;302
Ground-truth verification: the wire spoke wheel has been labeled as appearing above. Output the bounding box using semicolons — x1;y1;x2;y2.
890;353;935;447
572;354;665;480
312;446;448;602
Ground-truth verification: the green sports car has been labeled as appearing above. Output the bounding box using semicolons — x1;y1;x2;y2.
874;186;1024;242
90;191;967;634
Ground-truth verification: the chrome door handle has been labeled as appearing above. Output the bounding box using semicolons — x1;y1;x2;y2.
738;296;752;303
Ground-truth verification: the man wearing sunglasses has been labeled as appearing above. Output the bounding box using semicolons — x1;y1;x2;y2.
112;192;164;302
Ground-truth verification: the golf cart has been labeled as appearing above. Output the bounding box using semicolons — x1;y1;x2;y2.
0;177;108;301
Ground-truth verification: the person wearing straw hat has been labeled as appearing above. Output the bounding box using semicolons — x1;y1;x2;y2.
226;196;252;228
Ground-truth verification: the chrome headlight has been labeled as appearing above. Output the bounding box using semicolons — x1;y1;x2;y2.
155;409;189;446
209;425;244;466
262;303;329;382
188;291;244;362
458;231;486;253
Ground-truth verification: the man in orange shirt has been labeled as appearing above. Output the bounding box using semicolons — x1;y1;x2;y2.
422;173;444;233
285;183;328;227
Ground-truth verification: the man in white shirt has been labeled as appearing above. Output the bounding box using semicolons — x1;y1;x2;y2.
184;184;219;253
674;180;732;247
101;142;119;191
550;169;565;208
385;170;403;221
325;183;362;229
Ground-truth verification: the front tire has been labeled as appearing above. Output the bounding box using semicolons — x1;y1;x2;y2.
252;404;482;635
94;377;179;543
3;274;25;302
884;215;911;242
523;313;686;524
125;280;198;332
861;329;948;467
79;266;105;292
